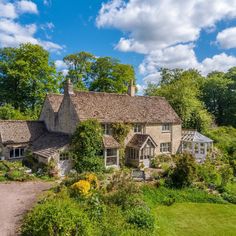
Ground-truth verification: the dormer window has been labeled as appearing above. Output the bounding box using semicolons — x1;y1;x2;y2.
102;124;112;135
134;124;143;133
162;123;171;132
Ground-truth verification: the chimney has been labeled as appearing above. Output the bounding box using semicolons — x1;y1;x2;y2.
64;79;74;95
128;80;136;96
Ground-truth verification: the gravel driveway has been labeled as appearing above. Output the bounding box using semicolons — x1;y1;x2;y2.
0;181;52;236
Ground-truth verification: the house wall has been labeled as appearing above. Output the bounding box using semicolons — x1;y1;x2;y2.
145;123;182;155
55;95;79;134
39;98;56;132
124;123;182;156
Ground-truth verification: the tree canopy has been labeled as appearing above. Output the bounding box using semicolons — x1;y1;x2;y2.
0;43;60;113
63;52;136;93
145;69;213;131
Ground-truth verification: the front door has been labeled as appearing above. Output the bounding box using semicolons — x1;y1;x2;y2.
142;155;150;168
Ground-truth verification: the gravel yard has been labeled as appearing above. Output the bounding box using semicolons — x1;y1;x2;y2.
0;181;51;236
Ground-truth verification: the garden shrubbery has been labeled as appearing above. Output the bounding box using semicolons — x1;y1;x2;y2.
0;161;32;181
21;198;93;236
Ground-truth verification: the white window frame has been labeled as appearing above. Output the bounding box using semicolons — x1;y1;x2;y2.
133;124;143;133
103;124;112;135
59;152;69;161
162;123;171;132
160;143;171;153
9;147;25;159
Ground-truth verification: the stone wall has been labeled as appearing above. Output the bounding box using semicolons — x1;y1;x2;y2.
55;95;79;134
124;123;182;156
39;98;56;132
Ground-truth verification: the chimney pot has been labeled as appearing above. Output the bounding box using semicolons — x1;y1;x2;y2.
64;79;74;95
128;80;136;96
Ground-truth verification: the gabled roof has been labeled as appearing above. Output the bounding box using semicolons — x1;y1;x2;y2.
103;135;120;149
127;134;157;149
182;130;213;143
70;91;181;124
47;94;63;112
32;132;70;158
0;121;47;144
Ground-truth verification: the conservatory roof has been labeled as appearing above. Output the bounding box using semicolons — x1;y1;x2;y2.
182;130;213;143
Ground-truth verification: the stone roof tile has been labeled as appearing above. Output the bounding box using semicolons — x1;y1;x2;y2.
70;92;181;124
0;121;47;144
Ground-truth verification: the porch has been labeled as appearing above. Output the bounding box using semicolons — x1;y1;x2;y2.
126;134;157;168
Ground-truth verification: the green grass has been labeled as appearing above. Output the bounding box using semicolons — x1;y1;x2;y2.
154;203;236;236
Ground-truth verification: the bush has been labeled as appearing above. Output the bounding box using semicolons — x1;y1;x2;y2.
126;206;155;230
221;192;236;204
21;198;93;236
71;180;91;196
142;186;225;205
74;156;105;173
162;195;175;206
170;153;197;188
197;160;222;187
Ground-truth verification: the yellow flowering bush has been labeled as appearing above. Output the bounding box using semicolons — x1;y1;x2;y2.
72;180;91;196
85;173;99;189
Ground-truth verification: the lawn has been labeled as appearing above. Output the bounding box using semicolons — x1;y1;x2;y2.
154;203;236;236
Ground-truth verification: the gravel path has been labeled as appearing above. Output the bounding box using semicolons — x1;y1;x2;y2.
0;181;52;236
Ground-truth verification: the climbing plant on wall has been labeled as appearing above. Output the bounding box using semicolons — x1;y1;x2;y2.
112;123;131;166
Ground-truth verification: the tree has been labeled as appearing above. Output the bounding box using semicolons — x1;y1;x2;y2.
70;119;104;173
201;71;235;126
145;69;212;131
63;52;136;93
0;43;60;113
63;51;95;90
170;153;197;188
89;57;135;93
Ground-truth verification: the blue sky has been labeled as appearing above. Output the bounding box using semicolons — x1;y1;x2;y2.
1;0;236;92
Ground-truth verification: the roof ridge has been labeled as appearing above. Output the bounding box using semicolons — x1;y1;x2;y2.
71;91;166;99
0;120;44;123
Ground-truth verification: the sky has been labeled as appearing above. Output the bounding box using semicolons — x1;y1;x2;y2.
1;0;236;93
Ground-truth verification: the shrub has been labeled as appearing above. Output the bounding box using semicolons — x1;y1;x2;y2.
126;206;155;230
74;156;105;174
221;192;236;204
197;160;222;187
72;180;91;196
142;185;225;205
162;195;175;206
170;153;197;188
219;164;234;187
21;198;93;236
0;161;8;172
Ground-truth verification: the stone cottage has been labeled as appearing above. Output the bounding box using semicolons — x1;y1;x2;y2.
0;80;213;175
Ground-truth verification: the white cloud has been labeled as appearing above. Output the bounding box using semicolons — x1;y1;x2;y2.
97;0;236;85
200;53;236;75
97;0;236;54
17;0;38;14
0;0;62;53
55;60;68;76
0;0;17;19
216;27;236;49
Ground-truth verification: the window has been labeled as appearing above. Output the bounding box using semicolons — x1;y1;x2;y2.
102;124;112;135
160;143;171;153
107;149;117;157
60;152;69;161
129;148;139;160
9;147;25;159
162;124;171;132
106;149;117;166
133;124;143;133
